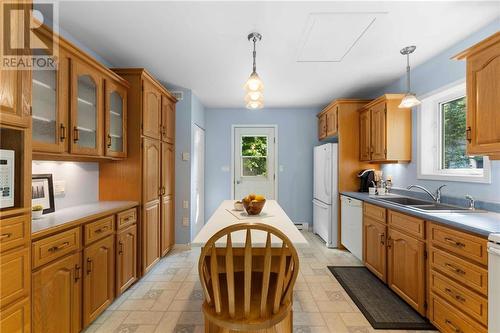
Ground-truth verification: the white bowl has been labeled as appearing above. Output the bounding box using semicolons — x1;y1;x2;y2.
32;210;43;219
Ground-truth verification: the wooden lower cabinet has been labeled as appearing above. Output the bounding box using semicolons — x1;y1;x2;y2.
143;200;160;273
387;227;426;315
83;235;115;326
430;293;487;333
0;297;30;333
0;247;30;309
161;196;174;257
116;224;137;295
32;252;82;333
363;216;387;282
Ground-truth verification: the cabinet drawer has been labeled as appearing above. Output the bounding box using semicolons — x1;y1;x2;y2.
33;227;81;268
84;216;114;245
0;297;30;333
430;270;487;325
430;293;486;333
363;203;386;223
388;210;424;239
117;208;137;230
0;247;30;309
0;215;29;253
430;247;488;295
429;223;488;265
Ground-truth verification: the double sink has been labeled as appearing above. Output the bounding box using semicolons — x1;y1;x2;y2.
374;196;479;213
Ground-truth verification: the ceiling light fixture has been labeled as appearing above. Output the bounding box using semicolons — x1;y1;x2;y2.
399;45;421;108
244;32;264;110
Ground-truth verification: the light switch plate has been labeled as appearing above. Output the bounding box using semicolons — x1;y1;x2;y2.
182;217;189;226
279;165;284;172
54;180;65;195
183;200;189;209
221;165;229;172
182;152;190;161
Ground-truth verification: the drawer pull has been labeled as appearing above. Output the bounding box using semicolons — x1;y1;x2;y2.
445;319;463;333
0;233;12;240
48;241;70;252
444;237;465;248
444;288;466;303
95;226;108;234
86;258;93;274
445;263;465;275
75;264;81;282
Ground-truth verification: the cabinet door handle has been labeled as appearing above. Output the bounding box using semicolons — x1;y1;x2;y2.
387;236;392;249
87;258;93;274
73;127;79;142
466;126;472;143
445;319;462;333
444;237;465;248
48;241;70;252
75;264;81;282
445;263;465;275
380;233;385;245
107;134;112;148
0;233;12;241
60;123;66;141
118;241;124;255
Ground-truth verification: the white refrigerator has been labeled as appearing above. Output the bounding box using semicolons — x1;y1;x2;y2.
313;143;338;248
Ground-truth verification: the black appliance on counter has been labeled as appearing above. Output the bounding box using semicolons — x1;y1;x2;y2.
357;169;375;192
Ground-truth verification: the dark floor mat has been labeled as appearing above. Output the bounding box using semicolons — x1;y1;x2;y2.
327;266;435;330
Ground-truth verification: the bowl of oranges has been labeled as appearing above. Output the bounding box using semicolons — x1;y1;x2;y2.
242;194;266;215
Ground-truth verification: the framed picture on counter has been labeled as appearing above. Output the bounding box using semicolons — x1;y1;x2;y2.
32;174;55;214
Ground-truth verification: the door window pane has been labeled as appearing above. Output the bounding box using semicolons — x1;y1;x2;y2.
77;75;97;148
32;69;57;143
241;136;267;176
109;91;123;152
440;96;483;170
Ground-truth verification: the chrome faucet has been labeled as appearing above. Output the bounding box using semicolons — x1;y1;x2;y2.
406;184;447;203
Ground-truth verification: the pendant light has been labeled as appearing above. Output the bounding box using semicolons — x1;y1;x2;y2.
244;32;264;110
399;45;421;108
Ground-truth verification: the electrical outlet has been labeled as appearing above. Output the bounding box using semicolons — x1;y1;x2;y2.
182;152;190;161
183;200;189;209
54;180;66;195
182;217;189;226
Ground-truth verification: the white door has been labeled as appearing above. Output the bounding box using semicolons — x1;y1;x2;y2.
233;127;276;200
313;144;332;204
191;125;205;241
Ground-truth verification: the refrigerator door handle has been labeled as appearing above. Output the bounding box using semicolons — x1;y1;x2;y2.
324;152;331;198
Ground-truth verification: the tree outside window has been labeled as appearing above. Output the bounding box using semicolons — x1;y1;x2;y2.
241;136;267;176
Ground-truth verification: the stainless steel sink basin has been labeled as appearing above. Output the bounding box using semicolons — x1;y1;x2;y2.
374;196;480;213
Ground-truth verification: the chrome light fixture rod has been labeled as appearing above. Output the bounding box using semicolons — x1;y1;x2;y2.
248;32;262;74
400;46;416;94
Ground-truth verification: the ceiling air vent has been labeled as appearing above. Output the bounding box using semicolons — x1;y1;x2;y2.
171;91;184;101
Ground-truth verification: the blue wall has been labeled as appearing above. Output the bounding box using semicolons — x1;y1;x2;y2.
367;21;500;203
204;107;321;224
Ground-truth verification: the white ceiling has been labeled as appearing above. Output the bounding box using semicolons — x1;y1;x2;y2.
53;1;500;108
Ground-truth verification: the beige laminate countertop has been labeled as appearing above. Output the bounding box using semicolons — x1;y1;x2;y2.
32;201;139;240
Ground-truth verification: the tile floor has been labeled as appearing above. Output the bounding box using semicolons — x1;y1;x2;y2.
83;231;437;333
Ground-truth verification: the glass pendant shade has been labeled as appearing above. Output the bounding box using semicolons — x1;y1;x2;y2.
246;100;263;110
245;90;263;102
399;93;421;108
244;72;264;92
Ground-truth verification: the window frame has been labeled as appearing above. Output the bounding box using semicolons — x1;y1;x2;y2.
417;81;491;184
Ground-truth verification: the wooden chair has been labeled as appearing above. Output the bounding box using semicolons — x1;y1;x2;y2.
198;223;300;333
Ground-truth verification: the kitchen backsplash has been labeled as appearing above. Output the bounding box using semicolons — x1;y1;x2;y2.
32;161;99;210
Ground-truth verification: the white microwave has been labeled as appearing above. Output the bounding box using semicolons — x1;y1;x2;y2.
0;149;15;209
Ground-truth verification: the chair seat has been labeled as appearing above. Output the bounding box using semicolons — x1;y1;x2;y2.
202;271;292;331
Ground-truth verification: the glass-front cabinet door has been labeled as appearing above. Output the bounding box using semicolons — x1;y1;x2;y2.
32;50;68;153
70;61;103;155
105;80;127;157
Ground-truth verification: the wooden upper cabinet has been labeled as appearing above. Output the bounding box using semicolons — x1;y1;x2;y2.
325;106;338;137
70;59;103;156
359;108;371;161
32;36;69;153
370;102;387;161
143;79;161;140
116;224;137;295
32;252;81;333
104;78;127;158
83;235;115;326
162;95;176;143
359;94;411;162
454;32;500;157
318;113;327;140
387;227;426;315
142;137;161;203
363;217;387;282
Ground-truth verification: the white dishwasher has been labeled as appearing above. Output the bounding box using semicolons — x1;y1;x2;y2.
488;233;500;333
340;195;363;261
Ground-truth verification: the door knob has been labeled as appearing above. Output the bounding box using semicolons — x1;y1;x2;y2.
236;180;241;184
